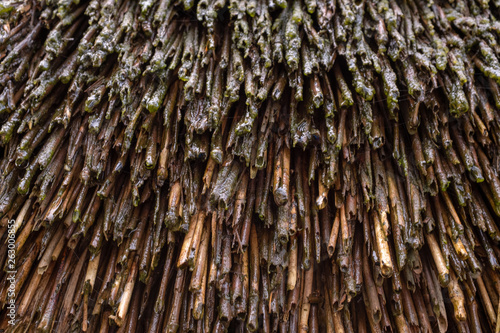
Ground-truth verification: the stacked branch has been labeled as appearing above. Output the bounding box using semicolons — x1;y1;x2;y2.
2;0;500;332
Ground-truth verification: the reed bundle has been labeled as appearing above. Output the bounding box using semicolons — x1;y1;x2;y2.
2;0;500;332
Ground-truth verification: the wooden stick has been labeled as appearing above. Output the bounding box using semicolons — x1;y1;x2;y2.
477;275;497;327
288;237;298;291
247;224;260;332
110;255;139;326
37;224;64;274
447;272;466;321
177;212;199;268
83;251;101;331
327;209;340;258
372;211;393;278
299;266;314;333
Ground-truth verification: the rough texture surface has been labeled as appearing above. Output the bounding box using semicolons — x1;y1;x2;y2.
1;0;500;332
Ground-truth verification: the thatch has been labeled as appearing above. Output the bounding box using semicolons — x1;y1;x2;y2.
1;0;500;331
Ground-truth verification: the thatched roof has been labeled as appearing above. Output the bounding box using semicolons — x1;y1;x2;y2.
1;0;500;331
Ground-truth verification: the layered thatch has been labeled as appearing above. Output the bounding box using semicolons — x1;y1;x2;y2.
2;0;500;332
